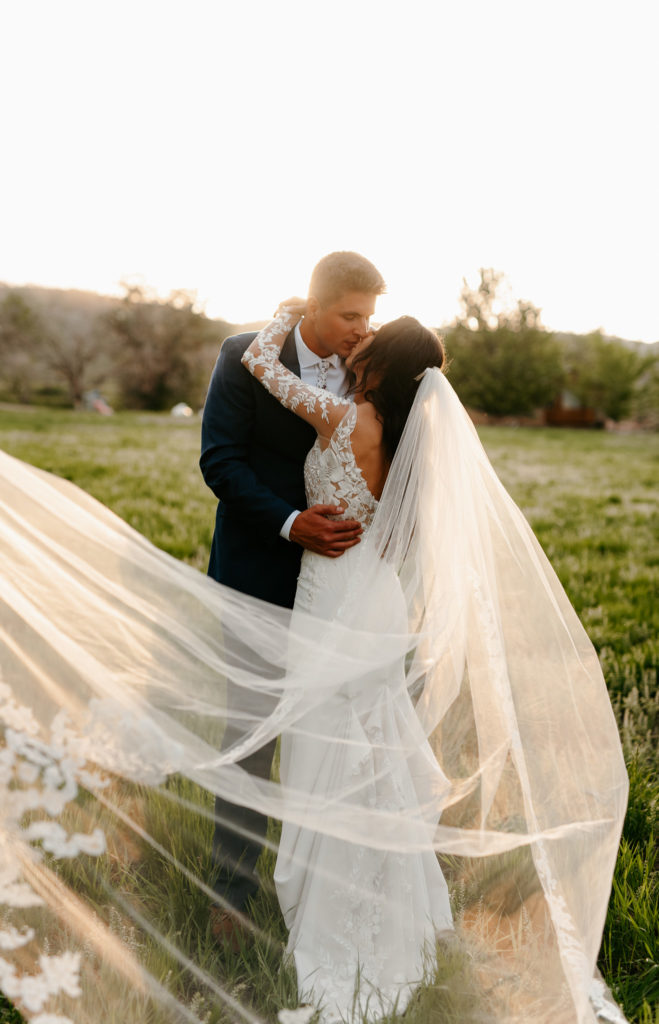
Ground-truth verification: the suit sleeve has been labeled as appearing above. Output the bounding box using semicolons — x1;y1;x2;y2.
200;335;296;538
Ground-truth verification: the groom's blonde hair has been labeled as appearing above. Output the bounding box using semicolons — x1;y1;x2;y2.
309;251;386;308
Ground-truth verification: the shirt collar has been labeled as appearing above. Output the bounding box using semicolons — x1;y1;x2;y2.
294;321;341;369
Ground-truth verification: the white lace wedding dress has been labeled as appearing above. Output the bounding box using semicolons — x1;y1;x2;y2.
277;412;453;1021
242;321;454;1021
0;316;628;1023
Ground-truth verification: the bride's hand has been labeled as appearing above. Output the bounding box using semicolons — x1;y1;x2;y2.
276;297;307;319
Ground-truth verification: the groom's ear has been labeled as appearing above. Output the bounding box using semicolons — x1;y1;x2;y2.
306;295;321;318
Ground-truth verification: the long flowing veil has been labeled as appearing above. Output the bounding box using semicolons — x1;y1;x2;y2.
0;370;627;1023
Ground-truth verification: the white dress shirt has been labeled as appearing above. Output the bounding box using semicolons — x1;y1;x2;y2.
279;321;350;541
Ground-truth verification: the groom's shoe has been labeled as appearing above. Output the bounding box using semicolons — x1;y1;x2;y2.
210;906;249;953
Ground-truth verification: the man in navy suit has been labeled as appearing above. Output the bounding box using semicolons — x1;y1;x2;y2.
200;252;385;939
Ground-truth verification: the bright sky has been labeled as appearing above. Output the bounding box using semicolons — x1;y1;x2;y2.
1;0;657;341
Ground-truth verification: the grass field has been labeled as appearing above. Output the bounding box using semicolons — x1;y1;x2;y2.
0;405;657;1023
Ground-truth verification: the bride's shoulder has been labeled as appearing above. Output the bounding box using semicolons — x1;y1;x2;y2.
351;401;383;445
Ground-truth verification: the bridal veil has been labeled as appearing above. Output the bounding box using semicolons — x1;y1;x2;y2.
0;370;628;1022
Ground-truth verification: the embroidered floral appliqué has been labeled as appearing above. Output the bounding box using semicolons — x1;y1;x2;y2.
0;683;110;1022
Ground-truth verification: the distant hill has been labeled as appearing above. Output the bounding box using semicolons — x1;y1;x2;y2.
0;281;244;409
554;330;658;355
2;284;656;349
0;281;240;333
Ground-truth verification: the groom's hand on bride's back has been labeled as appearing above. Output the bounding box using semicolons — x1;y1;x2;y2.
290;505;362;558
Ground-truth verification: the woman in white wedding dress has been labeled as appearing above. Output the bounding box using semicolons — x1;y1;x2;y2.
0;300;628;1023
242;303;453;1019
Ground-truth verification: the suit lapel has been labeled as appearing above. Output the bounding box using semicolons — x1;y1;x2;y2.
254;325;315;452
280;328;300;377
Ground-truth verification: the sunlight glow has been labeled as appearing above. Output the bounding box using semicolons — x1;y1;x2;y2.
1;0;657;341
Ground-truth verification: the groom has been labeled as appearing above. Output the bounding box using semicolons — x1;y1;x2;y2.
200;251;386;938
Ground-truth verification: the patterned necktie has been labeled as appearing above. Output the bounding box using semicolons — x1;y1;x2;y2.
316;359;331;389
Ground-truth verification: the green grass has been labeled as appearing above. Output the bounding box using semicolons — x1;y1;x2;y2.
602;759;659;1015
0;408;657;1022
0;405;216;570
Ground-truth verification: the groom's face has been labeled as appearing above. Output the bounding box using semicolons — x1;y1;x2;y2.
305;291;377;360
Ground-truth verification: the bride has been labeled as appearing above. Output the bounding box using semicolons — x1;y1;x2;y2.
242;302;454;1019
0;303;628;1023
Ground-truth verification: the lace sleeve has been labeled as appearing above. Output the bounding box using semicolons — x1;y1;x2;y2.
241;313;352;436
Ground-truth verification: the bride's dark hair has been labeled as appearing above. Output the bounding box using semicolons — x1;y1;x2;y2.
348;316;445;462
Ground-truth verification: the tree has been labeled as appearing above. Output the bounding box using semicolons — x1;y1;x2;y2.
564;332;653;421
41;302;115;408
107;283;212;410
444;269;564;416
0;291;46;402
631;349;659;428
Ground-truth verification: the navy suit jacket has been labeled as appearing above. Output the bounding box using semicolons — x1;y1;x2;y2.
200;330;316;609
